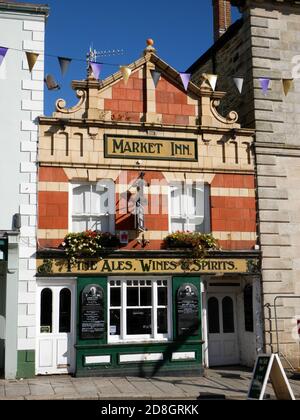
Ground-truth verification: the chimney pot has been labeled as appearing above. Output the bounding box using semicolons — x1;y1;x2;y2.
213;0;232;42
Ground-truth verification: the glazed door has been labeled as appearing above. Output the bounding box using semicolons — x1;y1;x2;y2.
207;293;239;366
36;281;76;375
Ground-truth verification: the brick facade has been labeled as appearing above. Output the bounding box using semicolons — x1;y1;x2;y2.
37;48;256;253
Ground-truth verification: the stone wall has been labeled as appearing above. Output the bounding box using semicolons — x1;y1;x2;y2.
190;0;300;367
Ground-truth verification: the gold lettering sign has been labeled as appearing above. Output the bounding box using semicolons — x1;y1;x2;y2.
37;258;249;275
104;134;198;162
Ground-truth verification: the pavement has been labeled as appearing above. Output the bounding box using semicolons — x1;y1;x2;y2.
0;367;299;400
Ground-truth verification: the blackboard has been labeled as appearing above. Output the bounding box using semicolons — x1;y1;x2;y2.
248;355;272;399
80;284;105;340
248;354;295;400
177;284;199;337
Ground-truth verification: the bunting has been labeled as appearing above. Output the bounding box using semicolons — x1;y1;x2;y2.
44;74;60;91
282;79;293;96
233;77;244;94
180;73;191;91
150;70;161;87
58;56;72;77
120;66;132;85
90;62;102;80
25;51;39;72
0;47;8;66
259;78;270;95
204;74;218;91
0;44;297;101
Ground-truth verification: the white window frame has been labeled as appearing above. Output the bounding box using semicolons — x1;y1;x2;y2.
168;181;211;233
108;276;172;344
69;181;115;233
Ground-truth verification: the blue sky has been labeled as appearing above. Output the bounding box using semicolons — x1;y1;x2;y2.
28;0;240;115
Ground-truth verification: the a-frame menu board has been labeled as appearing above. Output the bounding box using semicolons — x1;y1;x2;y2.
248;354;296;400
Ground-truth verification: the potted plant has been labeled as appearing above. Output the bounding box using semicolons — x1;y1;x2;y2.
61;230;120;264
163;231;220;259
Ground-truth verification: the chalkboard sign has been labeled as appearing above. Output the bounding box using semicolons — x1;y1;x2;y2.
248;354;295;400
80;284;105;340
177;284;199;337
248;355;272;400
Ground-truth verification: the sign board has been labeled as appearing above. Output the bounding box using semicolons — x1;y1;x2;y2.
119;231;129;245
248;354;295;400
37;258;250;276
104;134;198;162
177;284;199;337
80;284;105;340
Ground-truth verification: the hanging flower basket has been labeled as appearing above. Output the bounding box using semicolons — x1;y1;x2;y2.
60;230;120;264
163;232;220;259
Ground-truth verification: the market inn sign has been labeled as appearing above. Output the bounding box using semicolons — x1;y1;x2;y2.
104;134;198;162
37;258;258;275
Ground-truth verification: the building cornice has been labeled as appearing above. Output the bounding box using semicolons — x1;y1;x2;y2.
38;117;255;137
0;1;49;16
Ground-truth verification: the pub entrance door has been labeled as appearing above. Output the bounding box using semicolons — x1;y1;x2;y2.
36;280;76;375
207;293;239;366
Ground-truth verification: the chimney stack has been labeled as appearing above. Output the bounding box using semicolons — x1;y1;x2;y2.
213;0;232;42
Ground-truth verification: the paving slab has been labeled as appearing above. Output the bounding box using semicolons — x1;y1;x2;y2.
71;380;99;397
29;383;55;396
93;378;123;396
126;377;163;397
110;378;140;395
149;378;187;398
5;384;30;398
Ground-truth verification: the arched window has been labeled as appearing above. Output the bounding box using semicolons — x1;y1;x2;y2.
208;297;220;334
244;285;254;332
40;288;52;333
222;296;235;334
59;288;71;333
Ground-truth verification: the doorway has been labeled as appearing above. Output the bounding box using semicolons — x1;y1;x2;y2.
36;280;76;375
207;293;239;366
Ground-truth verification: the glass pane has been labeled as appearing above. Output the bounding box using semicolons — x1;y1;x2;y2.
110;309;121;336
157;308;168;334
110;287;121;307
208;297;220;334
59;288;71;333
91;185;109;214
89;216;109;232
244;285;254;332
187;217;204;233
140;287;152;306
127;309;152;335
73;185;88;214
171;218;186;232
158;287;168;306
222;297;235;334
170;184;183;216
40;288;52;333
127;287;139;306
72;217;89;232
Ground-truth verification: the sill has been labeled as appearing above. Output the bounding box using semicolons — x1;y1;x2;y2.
108;337;170;345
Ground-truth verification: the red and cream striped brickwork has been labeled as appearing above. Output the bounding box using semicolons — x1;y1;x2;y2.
37;48;256;252
37;167;256;251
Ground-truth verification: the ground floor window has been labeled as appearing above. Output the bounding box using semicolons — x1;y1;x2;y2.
108;277;171;343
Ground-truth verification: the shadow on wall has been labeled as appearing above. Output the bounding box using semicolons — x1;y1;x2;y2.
138;320;202;378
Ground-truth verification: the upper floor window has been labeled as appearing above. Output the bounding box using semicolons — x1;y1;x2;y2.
169;182;210;233
71;181;115;233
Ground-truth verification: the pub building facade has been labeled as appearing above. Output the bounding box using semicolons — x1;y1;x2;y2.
35;41;262;377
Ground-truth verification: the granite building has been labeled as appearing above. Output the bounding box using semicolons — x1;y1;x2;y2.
188;0;300;369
